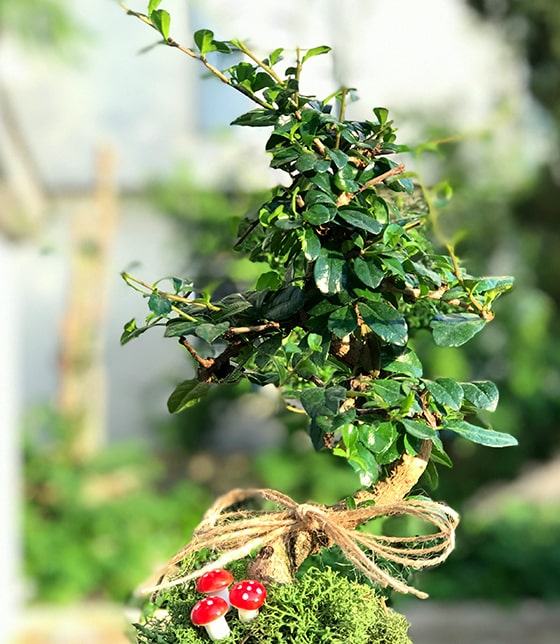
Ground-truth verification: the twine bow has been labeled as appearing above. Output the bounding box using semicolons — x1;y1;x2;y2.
140;487;459;600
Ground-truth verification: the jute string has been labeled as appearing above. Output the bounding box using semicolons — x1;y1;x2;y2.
140;487;459;600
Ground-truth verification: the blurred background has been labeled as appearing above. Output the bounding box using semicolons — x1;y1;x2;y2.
1;0;559;642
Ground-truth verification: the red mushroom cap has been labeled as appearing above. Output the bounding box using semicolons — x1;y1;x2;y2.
229;580;267;610
196;569;234;594
190;596;229;626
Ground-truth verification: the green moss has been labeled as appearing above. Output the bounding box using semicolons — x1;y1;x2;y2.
134;566;411;644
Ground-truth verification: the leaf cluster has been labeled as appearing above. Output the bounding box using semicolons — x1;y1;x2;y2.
122;13;517;488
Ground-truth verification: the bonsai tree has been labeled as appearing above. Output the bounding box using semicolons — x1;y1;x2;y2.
121;3;517;642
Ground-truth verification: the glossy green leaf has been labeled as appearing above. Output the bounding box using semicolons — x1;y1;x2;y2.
337;207;383;235
352;256;384;289
305;203;335;225
359;301;408;346
167;379;211;413
300;385;346;418
424;378;464;411
460;381;499;412
382;347;423;378
296;152;319;172
328;305;358;338
264;286;306;321
300;228;321;261
232;109;279;127
314;250;346;294
401;418;438;441
254;334;283;369
445;420;518;447
148;0;163;14
431;313;487;347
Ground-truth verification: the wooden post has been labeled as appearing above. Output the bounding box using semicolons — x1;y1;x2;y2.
57;146;118;459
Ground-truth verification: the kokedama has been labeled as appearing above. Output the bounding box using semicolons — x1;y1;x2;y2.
121;3;517;642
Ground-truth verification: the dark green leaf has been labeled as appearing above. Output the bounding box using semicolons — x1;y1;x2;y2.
366;380;404;407
232;109;278;127
254;334;283;369
337;207;383;235
364;421;397;454
167;379;211;413
148;292;172;315
264;286;305;321
353;256;384;289
296;152;319;172
334;165;359;192
445;420;518;447
431;313;487;347
359;301;408;346
194;322;230;344
300;385;346;418
164;319;202;338
400;418;438;441
314;250;347;294
460;381;499;412
328;148;348;169
328;305;358;338
305;203;335;225
424;378;464;411
382;347;423;378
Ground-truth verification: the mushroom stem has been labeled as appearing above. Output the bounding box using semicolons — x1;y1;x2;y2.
237;607;260;624
204;618;231;641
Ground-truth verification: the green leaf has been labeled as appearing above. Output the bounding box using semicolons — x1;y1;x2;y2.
264;286;306;321
337;207;383;235
300;385;346;418
445;420;518;448
296;151;319;172
364;421;397;454
334;165;359;192
328;305;358;339
194;28;216;54
431;313;487;347
254;334;283;369
424;378;464;411
167;379;211;413
366;380;404;407
194;322;230;344
400;418;438;441
164;319;201;338
359;301;408;346
328;148;348;169
301;45;331;63
148;0;163;14
314;250;346;294
300;228;321;261
305;203;335;225
232;109;278;127
255;271;283;290
373;107;389;126
148;292;172;315
460;381;499;412
151;9;171;40
382;347;423;378
120;318;154;345
352;256;384;289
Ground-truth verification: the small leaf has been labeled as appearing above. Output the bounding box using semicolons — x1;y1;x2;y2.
194;28;216;54
353;256;384;289
195;322;230;344
167;380;211;413
445;420;518;447
424;378;464;411
305;203;335;225
328;305;358;338
148;292;172;315
151;9;171;40
400;418;438;441
300;228;321;261
366;380;404;407
382;346;423;378
264;286;306;321
301;45;331;63
314;250;347;294
359;301;408;346
232;109;278;127
296;152;318;172
431;313;487;347
460;381;499;412
337;207;383;235
148;0;163;14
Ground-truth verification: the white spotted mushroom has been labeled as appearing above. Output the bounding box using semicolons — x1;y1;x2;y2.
228;579;267;623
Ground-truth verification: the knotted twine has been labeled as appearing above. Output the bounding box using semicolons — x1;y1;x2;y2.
140;487;459;600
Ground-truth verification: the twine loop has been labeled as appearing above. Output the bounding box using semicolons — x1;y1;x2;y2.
140;487;459;600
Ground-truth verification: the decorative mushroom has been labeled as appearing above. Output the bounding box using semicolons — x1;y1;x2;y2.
228;580;267;623
190;596;230;641
196;569;234;605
